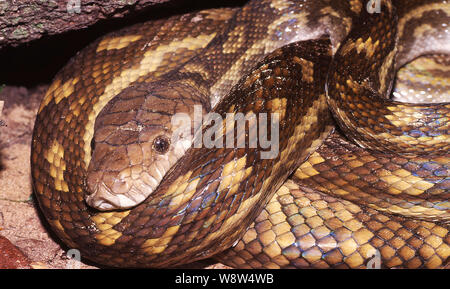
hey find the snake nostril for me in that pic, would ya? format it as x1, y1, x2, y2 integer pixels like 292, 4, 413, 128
152, 135, 171, 154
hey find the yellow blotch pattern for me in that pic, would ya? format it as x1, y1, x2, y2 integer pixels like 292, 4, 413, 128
44, 140, 69, 192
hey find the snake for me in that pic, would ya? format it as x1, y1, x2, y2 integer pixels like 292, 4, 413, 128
30, 0, 450, 268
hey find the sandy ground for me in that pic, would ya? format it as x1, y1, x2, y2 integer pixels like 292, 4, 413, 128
0, 85, 226, 269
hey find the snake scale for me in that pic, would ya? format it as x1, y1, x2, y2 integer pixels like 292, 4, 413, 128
31, 0, 449, 268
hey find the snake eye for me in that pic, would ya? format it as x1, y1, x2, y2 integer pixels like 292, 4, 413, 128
152, 135, 171, 154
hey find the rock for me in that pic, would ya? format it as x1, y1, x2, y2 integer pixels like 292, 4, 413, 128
0, 0, 174, 49
0, 235, 32, 269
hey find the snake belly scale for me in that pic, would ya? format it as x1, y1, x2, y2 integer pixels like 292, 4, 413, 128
31, 0, 449, 268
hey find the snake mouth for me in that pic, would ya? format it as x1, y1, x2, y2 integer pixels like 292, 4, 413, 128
85, 150, 173, 211
85, 169, 159, 211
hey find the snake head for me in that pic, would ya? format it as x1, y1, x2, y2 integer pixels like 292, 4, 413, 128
85, 83, 202, 211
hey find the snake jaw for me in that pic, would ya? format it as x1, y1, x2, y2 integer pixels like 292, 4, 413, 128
85, 181, 143, 211
85, 150, 167, 210
86, 163, 160, 210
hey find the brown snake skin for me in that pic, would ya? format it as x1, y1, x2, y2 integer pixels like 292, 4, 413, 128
31, 0, 449, 268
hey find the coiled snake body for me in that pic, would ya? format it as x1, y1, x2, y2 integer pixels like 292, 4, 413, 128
31, 0, 450, 268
